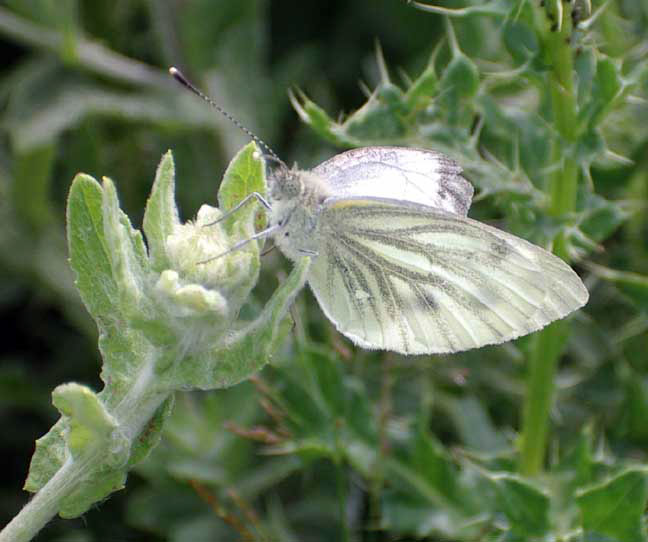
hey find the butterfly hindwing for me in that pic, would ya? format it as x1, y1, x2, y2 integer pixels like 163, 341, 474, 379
307, 198, 588, 354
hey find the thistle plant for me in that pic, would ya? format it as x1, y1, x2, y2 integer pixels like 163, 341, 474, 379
285, 1, 648, 540
0, 143, 311, 542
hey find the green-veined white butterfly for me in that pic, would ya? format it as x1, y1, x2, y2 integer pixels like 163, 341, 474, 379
170, 68, 588, 355
266, 146, 588, 354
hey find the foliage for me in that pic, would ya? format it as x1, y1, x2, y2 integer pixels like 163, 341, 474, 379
0, 1, 647, 541
1, 142, 310, 542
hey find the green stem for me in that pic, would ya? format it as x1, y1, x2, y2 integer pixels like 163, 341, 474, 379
550, 157, 578, 260
0, 7, 168, 89
519, 2, 579, 476
0, 456, 82, 542
0, 361, 170, 542
547, 3, 579, 262
519, 320, 569, 475
1, 256, 312, 541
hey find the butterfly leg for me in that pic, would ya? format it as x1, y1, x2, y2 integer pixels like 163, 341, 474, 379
205, 192, 271, 227
261, 244, 276, 257
198, 224, 281, 264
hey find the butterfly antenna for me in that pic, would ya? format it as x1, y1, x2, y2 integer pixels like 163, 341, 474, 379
169, 67, 286, 167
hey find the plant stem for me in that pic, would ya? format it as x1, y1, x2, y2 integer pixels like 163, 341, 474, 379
546, 3, 579, 261
0, 254, 311, 542
0, 456, 82, 542
0, 7, 168, 89
519, 3, 579, 476
0, 360, 170, 542
519, 320, 569, 476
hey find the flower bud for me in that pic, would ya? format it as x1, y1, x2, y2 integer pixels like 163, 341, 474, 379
165, 205, 255, 288
157, 205, 258, 320
155, 269, 228, 317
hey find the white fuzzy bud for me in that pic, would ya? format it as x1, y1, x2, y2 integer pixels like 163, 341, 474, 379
164, 205, 254, 288
155, 269, 228, 317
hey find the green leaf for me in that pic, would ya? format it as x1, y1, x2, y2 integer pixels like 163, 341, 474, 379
209, 141, 269, 313
441, 395, 509, 452
128, 395, 175, 467
576, 468, 648, 542
618, 368, 648, 442
378, 82, 409, 113
411, 431, 466, 506
49, 383, 133, 518
441, 54, 479, 99
575, 49, 597, 102
588, 264, 648, 313
381, 488, 477, 539
58, 469, 128, 519
290, 90, 358, 146
101, 177, 149, 316
502, 19, 538, 64
271, 346, 379, 473
143, 151, 180, 272
580, 57, 624, 129
556, 425, 596, 489
51, 383, 120, 460
217, 141, 267, 235
66, 173, 119, 327
24, 161, 182, 521
441, 18, 479, 105
24, 419, 67, 493
577, 193, 636, 245
386, 429, 469, 511
345, 92, 408, 141
485, 472, 550, 537
382, 448, 480, 538
170, 257, 311, 390
595, 57, 622, 106
32, 172, 159, 509
405, 61, 438, 109
297, 347, 347, 418
25, 384, 132, 518
213, 341, 379, 477
137, 387, 260, 485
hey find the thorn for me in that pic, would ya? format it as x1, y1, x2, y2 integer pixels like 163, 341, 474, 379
445, 16, 460, 57
287, 87, 309, 122
375, 39, 390, 83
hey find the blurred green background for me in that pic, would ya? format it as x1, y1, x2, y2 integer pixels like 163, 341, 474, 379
1, 1, 647, 541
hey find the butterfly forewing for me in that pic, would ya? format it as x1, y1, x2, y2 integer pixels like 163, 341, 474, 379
307, 198, 588, 354
311, 146, 474, 217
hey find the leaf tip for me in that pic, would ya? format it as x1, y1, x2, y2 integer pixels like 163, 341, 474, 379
71, 173, 101, 190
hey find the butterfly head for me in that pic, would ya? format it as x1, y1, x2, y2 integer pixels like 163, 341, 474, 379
269, 165, 304, 202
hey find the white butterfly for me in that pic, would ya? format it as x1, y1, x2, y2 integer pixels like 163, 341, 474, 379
167, 69, 588, 355
260, 146, 588, 355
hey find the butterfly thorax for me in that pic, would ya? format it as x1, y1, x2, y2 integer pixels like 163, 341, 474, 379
267, 167, 331, 261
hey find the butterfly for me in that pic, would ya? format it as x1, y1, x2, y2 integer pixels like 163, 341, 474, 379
168, 68, 588, 355
262, 146, 588, 355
